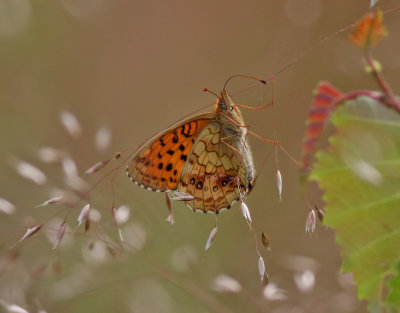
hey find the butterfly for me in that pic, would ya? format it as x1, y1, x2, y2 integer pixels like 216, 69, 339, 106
126, 82, 263, 214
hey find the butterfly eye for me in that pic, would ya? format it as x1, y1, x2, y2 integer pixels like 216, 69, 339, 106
218, 99, 227, 110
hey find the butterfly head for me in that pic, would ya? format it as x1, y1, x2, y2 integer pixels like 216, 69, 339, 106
215, 89, 244, 121
218, 89, 234, 111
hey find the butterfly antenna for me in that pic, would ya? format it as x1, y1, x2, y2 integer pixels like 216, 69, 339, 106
223, 75, 267, 91
202, 88, 222, 101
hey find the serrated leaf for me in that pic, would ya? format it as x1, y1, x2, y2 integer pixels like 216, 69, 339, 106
310, 95, 400, 310
301, 82, 343, 177
387, 262, 400, 307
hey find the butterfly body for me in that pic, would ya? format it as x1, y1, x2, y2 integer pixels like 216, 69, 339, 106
127, 90, 255, 214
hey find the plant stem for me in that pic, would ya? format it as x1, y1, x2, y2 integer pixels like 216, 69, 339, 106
365, 52, 400, 114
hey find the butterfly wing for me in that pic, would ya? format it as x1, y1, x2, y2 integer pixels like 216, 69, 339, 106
127, 114, 215, 192
177, 122, 248, 213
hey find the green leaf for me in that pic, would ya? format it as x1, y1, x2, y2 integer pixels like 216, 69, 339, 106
386, 261, 400, 310
310, 95, 400, 310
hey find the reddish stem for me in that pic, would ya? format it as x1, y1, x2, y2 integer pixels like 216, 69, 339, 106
364, 52, 400, 113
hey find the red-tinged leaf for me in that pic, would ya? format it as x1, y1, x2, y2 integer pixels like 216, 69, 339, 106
349, 9, 387, 49
301, 82, 343, 177
19, 224, 42, 243
310, 97, 400, 308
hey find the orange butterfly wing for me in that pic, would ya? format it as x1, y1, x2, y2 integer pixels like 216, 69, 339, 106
177, 123, 248, 213
126, 114, 215, 192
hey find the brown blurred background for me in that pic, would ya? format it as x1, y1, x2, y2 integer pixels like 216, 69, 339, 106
0, 0, 399, 312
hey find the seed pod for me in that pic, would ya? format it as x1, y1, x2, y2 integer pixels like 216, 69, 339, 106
261, 232, 271, 251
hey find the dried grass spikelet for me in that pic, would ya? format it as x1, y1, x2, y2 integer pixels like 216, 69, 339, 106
0, 301, 29, 313
15, 160, 47, 185
276, 169, 282, 200
53, 221, 66, 249
168, 191, 194, 201
212, 274, 242, 293
112, 205, 130, 241
165, 192, 175, 225
205, 225, 218, 251
60, 110, 82, 138
263, 282, 288, 301
0, 197, 16, 215
240, 201, 252, 223
37, 146, 66, 163
18, 224, 42, 243
36, 196, 64, 208
305, 209, 316, 233
95, 126, 112, 151
85, 159, 110, 174
258, 256, 266, 281
77, 204, 90, 234
294, 270, 315, 293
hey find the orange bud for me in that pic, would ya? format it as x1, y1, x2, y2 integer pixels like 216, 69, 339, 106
349, 9, 387, 49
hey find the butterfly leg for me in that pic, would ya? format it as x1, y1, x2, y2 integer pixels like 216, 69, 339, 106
220, 111, 250, 128
221, 135, 244, 157
220, 111, 280, 145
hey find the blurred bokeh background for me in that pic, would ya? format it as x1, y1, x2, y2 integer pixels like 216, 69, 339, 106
0, 0, 399, 312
